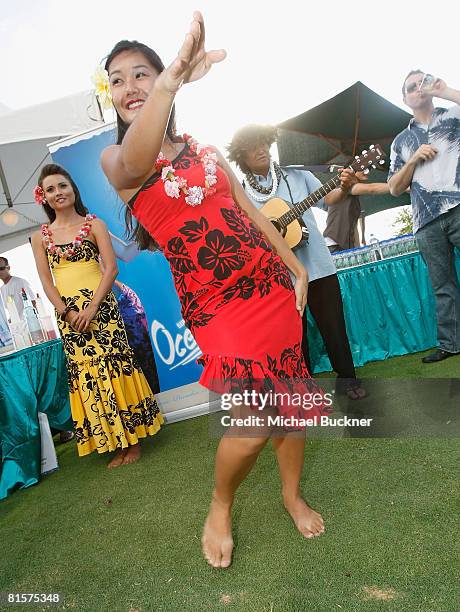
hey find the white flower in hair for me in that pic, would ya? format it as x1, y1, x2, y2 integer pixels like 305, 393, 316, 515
92, 66, 112, 110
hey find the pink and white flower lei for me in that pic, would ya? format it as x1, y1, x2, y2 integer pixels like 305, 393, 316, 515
156, 134, 218, 207
41, 214, 96, 259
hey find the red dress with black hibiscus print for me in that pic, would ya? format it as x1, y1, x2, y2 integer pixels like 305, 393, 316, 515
129, 139, 329, 421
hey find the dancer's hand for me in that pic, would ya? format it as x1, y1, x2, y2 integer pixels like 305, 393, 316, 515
294, 273, 308, 316
157, 11, 226, 95
70, 304, 98, 333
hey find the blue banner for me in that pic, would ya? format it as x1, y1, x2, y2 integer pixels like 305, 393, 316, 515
50, 126, 203, 392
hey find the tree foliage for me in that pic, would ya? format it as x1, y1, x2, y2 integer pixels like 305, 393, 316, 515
393, 206, 413, 236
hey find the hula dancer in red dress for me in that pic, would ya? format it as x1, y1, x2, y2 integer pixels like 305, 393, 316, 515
101, 12, 330, 568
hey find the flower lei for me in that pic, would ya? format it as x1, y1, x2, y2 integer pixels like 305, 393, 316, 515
41, 214, 96, 259
155, 134, 218, 207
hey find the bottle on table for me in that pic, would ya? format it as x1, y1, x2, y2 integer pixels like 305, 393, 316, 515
369, 234, 383, 261
405, 234, 418, 254
35, 293, 57, 340
0, 293, 13, 349
6, 295, 31, 350
334, 253, 344, 270
21, 288, 45, 345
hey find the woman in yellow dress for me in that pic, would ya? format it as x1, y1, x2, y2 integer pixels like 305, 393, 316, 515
31, 163, 163, 467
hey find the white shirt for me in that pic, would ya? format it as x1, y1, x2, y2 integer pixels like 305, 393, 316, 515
0, 276, 36, 318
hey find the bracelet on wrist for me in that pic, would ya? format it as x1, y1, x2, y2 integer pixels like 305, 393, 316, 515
60, 306, 72, 321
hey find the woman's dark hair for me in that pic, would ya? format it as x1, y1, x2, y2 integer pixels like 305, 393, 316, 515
105, 40, 178, 251
227, 124, 278, 174
105, 40, 177, 145
38, 164, 88, 223
105, 40, 177, 251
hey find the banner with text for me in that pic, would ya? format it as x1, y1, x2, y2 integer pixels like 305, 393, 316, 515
49, 124, 207, 416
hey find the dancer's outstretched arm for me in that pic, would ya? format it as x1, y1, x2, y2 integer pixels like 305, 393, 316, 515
101, 11, 226, 190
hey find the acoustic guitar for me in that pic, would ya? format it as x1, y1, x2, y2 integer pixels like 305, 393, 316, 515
259, 145, 386, 249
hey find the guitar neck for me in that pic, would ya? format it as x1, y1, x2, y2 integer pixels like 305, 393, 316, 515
278, 174, 342, 229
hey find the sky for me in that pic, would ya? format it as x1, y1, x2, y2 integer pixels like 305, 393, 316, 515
1, 0, 458, 312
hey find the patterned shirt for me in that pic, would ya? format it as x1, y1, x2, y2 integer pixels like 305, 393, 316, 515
244, 167, 336, 282
388, 106, 460, 232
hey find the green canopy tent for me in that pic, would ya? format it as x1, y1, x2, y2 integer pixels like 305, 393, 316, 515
277, 81, 412, 217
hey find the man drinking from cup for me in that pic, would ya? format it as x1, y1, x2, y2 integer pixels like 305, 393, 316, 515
388, 71, 460, 363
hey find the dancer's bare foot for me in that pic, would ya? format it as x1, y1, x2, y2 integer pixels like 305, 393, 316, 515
122, 444, 141, 465
202, 494, 234, 569
107, 449, 127, 468
284, 496, 325, 538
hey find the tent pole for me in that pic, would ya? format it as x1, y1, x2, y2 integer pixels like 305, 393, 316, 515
0, 159, 13, 208
359, 211, 366, 245
321, 135, 346, 158
352, 87, 360, 156
12, 151, 51, 204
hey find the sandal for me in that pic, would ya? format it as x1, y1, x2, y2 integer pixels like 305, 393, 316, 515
344, 385, 367, 400
59, 430, 75, 443
336, 379, 368, 401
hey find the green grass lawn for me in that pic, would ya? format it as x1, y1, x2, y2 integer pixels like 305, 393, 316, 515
1, 350, 459, 612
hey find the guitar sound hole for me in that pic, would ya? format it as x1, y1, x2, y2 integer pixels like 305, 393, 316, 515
270, 219, 285, 237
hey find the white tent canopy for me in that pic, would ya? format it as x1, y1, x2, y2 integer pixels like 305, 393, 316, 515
0, 91, 104, 252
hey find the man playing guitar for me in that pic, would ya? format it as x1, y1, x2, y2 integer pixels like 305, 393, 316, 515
227, 124, 367, 400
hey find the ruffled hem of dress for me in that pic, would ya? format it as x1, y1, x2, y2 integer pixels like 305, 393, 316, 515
74, 395, 164, 457
67, 349, 163, 456
197, 351, 332, 422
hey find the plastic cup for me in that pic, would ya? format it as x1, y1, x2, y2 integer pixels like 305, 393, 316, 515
419, 73, 436, 92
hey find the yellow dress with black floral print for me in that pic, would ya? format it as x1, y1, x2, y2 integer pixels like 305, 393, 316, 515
47, 237, 163, 456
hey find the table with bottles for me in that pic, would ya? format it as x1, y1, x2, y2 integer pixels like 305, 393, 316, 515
1, 289, 57, 354
307, 235, 460, 373
332, 234, 418, 270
